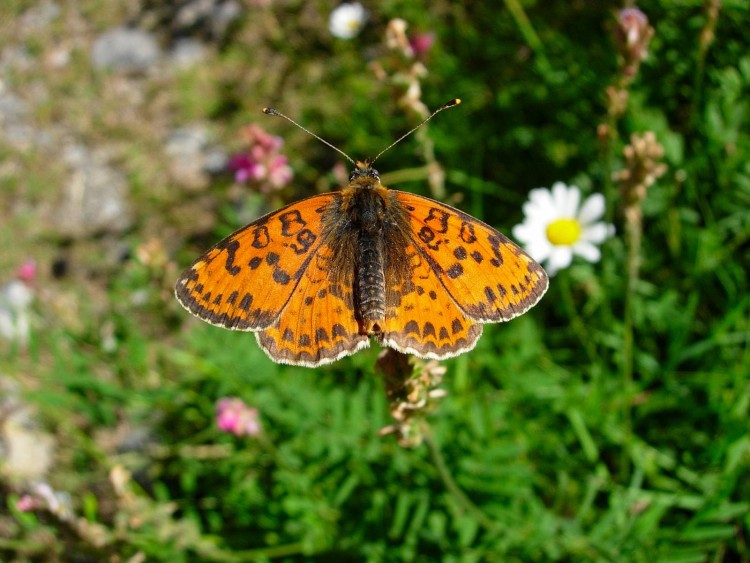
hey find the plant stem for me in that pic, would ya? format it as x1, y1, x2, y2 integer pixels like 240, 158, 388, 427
503, 0, 554, 78
424, 428, 500, 532
558, 274, 598, 365
691, 0, 721, 121
621, 210, 642, 479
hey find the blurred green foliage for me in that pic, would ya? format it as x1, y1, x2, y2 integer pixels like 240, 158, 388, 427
1, 0, 749, 561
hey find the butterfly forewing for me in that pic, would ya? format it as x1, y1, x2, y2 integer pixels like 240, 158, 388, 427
394, 191, 549, 322
175, 194, 335, 332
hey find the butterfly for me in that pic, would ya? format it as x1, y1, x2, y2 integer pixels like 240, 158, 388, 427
175, 100, 548, 367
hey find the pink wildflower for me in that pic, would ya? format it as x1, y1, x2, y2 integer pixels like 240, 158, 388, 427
409, 32, 435, 60
228, 124, 293, 193
17, 495, 39, 512
216, 397, 262, 437
613, 7, 654, 78
17, 260, 37, 283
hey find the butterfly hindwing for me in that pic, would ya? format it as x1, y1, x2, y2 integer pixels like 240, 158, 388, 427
256, 242, 369, 366
381, 241, 483, 359
394, 191, 549, 322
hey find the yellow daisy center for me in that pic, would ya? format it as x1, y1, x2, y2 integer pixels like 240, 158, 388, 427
546, 218, 581, 246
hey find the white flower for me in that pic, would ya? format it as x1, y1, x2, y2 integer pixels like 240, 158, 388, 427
512, 182, 614, 276
329, 2, 367, 39
0, 267, 35, 348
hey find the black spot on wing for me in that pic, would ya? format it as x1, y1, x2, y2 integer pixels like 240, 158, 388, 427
446, 263, 464, 279
239, 293, 253, 312
404, 320, 420, 335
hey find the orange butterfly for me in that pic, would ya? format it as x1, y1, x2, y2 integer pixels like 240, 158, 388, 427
175, 100, 548, 367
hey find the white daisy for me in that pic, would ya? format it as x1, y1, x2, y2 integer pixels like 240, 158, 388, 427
512, 182, 614, 276
329, 2, 367, 39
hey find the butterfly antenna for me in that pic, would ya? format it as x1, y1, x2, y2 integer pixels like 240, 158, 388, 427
371, 98, 461, 165
262, 107, 356, 166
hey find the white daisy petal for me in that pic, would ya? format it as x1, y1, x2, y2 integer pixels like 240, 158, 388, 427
582, 222, 611, 244
563, 185, 581, 217
512, 223, 532, 243
529, 187, 555, 209
524, 191, 555, 219
522, 200, 542, 217
547, 246, 573, 274
578, 193, 606, 224
573, 240, 601, 262
523, 205, 557, 225
526, 240, 553, 263
551, 182, 571, 213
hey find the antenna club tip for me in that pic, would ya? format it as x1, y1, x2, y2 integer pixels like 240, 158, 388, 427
262, 107, 277, 115
443, 98, 461, 108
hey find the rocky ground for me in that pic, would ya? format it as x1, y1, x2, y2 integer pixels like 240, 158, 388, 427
0, 0, 246, 484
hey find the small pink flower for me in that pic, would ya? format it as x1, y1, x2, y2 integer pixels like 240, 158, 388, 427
16, 483, 74, 520
228, 153, 255, 183
229, 124, 293, 193
409, 32, 435, 60
216, 397, 262, 437
618, 8, 649, 48
268, 155, 293, 189
241, 124, 283, 153
17, 495, 39, 512
613, 7, 654, 78
17, 260, 37, 283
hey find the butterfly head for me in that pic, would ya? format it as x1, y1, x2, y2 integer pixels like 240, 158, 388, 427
350, 159, 380, 183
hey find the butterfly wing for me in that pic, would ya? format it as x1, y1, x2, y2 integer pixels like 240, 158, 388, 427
256, 241, 369, 367
175, 194, 332, 330
175, 192, 368, 366
393, 191, 548, 323
381, 240, 483, 359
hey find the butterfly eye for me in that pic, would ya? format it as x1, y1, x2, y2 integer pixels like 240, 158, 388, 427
369, 168, 380, 180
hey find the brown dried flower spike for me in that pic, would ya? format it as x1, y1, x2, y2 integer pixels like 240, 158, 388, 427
614, 131, 668, 208
376, 349, 447, 448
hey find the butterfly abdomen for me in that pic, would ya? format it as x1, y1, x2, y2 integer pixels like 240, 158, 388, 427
355, 230, 386, 333
343, 183, 388, 334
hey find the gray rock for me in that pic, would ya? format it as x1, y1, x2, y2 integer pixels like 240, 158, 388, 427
0, 88, 39, 150
56, 144, 133, 237
0, 376, 55, 482
20, 1, 61, 31
0, 45, 35, 72
165, 124, 212, 157
172, 0, 242, 38
168, 38, 207, 68
165, 124, 227, 189
204, 147, 229, 174
91, 27, 161, 72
